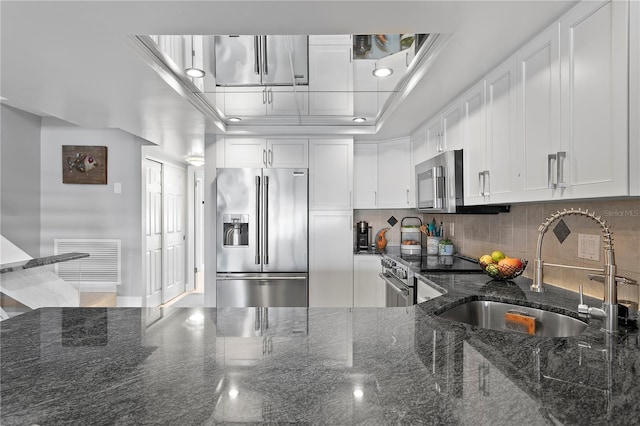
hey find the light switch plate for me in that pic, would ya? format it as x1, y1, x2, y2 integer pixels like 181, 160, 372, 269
578, 233, 599, 261
114, 182, 122, 194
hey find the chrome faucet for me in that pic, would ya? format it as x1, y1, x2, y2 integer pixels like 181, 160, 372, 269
530, 208, 635, 333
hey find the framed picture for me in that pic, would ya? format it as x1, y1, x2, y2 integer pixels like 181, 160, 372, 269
62, 145, 108, 184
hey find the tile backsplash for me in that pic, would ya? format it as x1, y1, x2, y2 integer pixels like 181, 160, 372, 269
355, 198, 640, 305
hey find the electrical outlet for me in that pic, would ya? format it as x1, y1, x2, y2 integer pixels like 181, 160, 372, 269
449, 223, 455, 237
578, 234, 599, 261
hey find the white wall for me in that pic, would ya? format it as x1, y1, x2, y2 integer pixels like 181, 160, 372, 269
40, 118, 148, 299
1, 105, 42, 257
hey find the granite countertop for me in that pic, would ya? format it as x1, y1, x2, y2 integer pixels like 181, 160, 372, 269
0, 252, 90, 274
2, 275, 639, 424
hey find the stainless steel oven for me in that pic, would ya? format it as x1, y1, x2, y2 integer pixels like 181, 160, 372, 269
380, 255, 415, 308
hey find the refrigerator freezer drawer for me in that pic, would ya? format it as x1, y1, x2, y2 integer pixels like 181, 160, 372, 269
216, 273, 308, 307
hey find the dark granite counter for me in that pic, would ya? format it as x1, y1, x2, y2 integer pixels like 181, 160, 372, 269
2, 274, 639, 424
0, 252, 89, 274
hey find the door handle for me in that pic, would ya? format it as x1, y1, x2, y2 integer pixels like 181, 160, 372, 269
547, 153, 557, 189
255, 176, 261, 264
262, 36, 268, 75
254, 36, 260, 75
556, 151, 567, 189
263, 175, 269, 265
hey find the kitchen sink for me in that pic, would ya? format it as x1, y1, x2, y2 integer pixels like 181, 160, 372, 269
437, 300, 588, 337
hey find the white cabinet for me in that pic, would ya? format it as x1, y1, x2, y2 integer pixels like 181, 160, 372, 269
309, 35, 352, 45
377, 137, 414, 208
558, 0, 629, 199
309, 45, 354, 115
309, 139, 353, 210
223, 138, 308, 168
353, 138, 414, 209
223, 87, 309, 117
353, 59, 378, 119
424, 99, 464, 159
483, 57, 517, 204
353, 255, 385, 307
424, 114, 442, 160
309, 211, 354, 308
462, 81, 488, 206
353, 143, 378, 208
376, 49, 410, 108
514, 23, 561, 202
411, 122, 428, 166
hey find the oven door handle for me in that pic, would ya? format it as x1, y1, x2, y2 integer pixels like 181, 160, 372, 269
379, 273, 409, 297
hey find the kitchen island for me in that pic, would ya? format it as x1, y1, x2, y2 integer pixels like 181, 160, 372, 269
2, 275, 639, 425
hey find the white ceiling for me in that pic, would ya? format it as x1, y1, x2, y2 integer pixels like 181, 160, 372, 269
1, 1, 577, 160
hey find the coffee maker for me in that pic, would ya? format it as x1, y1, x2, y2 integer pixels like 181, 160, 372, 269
356, 221, 372, 251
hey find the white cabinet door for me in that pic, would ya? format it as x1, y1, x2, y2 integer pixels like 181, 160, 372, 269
224, 88, 267, 116
309, 211, 354, 308
411, 123, 428, 166
559, 0, 629, 199
224, 138, 268, 168
309, 139, 353, 210
267, 87, 309, 116
484, 57, 517, 203
462, 81, 488, 206
353, 59, 378, 120
308, 35, 352, 45
377, 137, 414, 208
353, 255, 384, 307
377, 49, 410, 109
353, 143, 378, 209
266, 139, 308, 168
515, 23, 561, 202
441, 98, 464, 151
309, 45, 354, 115
425, 114, 442, 160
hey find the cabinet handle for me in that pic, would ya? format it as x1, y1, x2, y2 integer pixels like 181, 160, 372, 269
374, 190, 377, 205
263, 149, 267, 167
267, 88, 272, 105
478, 172, 485, 196
262, 88, 267, 104
406, 52, 409, 67
556, 151, 567, 189
547, 153, 557, 189
268, 149, 272, 166
483, 170, 490, 197
406, 189, 410, 204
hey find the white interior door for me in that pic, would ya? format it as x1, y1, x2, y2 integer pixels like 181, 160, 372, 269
145, 159, 163, 307
163, 164, 187, 303
194, 171, 205, 291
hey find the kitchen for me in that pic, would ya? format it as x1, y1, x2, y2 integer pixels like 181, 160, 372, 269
1, 0, 640, 424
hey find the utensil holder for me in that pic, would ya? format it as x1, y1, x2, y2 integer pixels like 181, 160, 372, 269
426, 237, 442, 255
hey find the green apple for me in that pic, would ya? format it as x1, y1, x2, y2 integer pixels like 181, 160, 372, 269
491, 250, 506, 263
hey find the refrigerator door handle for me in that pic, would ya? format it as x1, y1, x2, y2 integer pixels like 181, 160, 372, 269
263, 175, 269, 264
255, 175, 261, 264
262, 36, 268, 75
254, 36, 260, 75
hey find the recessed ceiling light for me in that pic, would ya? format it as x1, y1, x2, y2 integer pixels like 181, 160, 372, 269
353, 117, 366, 123
185, 156, 205, 167
372, 67, 393, 77
228, 117, 242, 122
184, 67, 206, 78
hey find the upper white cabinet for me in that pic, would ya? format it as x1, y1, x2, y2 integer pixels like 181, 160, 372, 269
514, 23, 561, 202
411, 122, 428, 166
222, 138, 308, 168
424, 114, 442, 160
424, 99, 464, 160
558, 0, 629, 199
462, 81, 488, 206
353, 143, 378, 208
377, 137, 414, 208
353, 138, 414, 209
309, 138, 353, 210
309, 45, 354, 115
484, 57, 517, 204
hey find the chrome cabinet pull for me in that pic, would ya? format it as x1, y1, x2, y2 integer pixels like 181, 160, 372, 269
483, 170, 490, 197
547, 153, 557, 189
478, 171, 485, 196
263, 149, 267, 166
374, 190, 377, 205
406, 189, 410, 204
267, 88, 272, 104
262, 88, 267, 104
557, 151, 567, 188
268, 149, 272, 166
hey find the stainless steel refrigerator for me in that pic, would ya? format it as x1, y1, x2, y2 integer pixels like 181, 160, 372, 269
216, 168, 308, 307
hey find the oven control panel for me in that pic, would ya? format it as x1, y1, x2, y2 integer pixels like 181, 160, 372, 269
381, 256, 412, 284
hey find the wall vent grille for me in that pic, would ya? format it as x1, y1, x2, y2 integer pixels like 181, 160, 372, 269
54, 239, 121, 285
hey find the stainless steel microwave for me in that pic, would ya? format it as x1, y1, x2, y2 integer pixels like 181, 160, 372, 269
415, 150, 509, 214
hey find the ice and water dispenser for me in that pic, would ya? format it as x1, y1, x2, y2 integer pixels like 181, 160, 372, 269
223, 214, 249, 247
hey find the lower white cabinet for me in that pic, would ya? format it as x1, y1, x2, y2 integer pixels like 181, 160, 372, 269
309, 211, 354, 307
353, 254, 385, 307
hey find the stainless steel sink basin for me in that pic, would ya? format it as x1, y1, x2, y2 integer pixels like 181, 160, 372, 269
437, 300, 588, 337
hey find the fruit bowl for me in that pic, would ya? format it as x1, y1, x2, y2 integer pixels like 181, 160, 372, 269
479, 258, 528, 280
